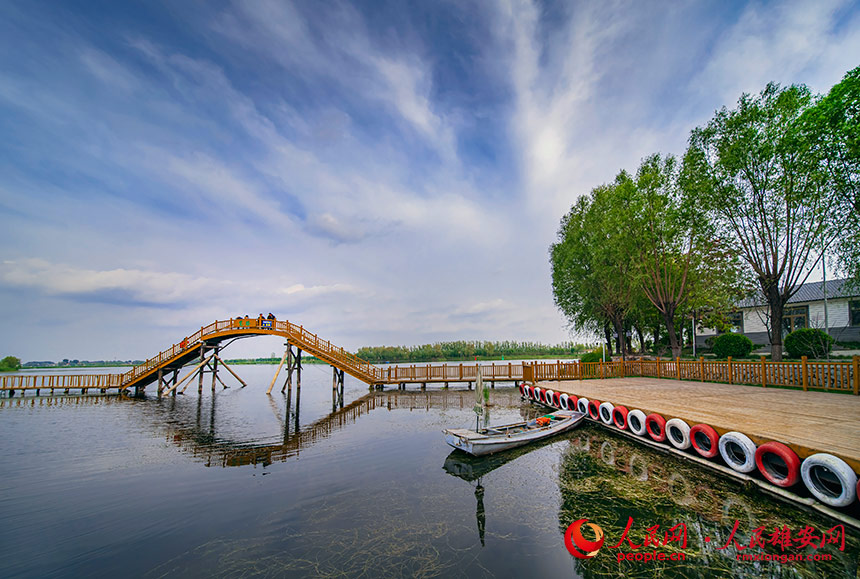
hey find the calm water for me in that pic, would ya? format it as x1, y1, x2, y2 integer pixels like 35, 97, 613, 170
1, 365, 858, 578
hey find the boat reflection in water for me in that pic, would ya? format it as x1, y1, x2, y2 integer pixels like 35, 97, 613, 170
443, 432, 573, 547
559, 424, 860, 578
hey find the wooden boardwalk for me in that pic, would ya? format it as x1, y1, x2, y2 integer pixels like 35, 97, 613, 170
547, 377, 860, 472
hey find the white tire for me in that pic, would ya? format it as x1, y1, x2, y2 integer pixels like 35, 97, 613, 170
627, 409, 647, 436
577, 397, 590, 415
665, 418, 692, 450
598, 402, 614, 425
800, 453, 858, 508
544, 389, 555, 408
719, 432, 757, 473
559, 393, 569, 411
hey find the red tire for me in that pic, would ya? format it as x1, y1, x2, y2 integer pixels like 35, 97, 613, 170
690, 424, 719, 458
518, 383, 526, 397
566, 395, 578, 411
755, 441, 801, 488
612, 406, 629, 429
645, 414, 667, 442
553, 392, 562, 407
588, 400, 601, 420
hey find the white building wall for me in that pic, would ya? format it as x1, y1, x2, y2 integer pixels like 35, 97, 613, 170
743, 308, 768, 333
806, 299, 850, 329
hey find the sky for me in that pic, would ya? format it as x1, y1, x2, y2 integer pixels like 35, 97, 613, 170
1, 0, 859, 362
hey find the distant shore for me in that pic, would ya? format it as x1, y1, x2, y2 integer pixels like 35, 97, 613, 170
19, 353, 585, 370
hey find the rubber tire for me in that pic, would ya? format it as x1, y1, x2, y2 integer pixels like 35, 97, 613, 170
645, 413, 667, 442
577, 397, 590, 415
690, 424, 720, 458
665, 418, 692, 450
544, 389, 555, 407
598, 402, 614, 425
559, 393, 569, 411
566, 395, 578, 411
553, 391, 562, 408
755, 441, 800, 488
800, 453, 858, 508
533, 387, 543, 403
587, 400, 601, 421
627, 409, 647, 436
719, 431, 757, 473
612, 406, 629, 429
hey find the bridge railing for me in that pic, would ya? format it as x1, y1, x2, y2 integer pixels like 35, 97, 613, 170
118, 319, 386, 388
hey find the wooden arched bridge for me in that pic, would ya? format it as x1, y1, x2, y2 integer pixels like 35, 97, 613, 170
0, 319, 525, 400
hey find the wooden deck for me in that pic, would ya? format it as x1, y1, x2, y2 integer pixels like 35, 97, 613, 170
545, 377, 860, 473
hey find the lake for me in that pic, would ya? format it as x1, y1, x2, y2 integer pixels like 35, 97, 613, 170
1, 364, 857, 577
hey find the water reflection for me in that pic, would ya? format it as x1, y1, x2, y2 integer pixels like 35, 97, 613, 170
159, 389, 527, 468
559, 425, 860, 578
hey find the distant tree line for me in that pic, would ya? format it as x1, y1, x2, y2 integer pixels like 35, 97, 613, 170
551, 67, 859, 362
356, 341, 585, 363
0, 356, 21, 371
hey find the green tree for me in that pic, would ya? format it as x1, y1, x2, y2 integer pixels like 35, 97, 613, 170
551, 176, 641, 359
684, 83, 841, 361
796, 66, 860, 286
625, 154, 742, 358
0, 356, 21, 371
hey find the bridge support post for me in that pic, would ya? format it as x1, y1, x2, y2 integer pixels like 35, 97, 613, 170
198, 343, 206, 394
157, 368, 164, 398
296, 349, 302, 393
332, 367, 344, 412
283, 346, 294, 392
211, 346, 220, 393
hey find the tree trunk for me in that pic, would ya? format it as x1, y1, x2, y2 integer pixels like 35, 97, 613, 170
763, 280, 787, 362
663, 312, 682, 359
604, 324, 613, 356
612, 317, 627, 360
635, 326, 645, 354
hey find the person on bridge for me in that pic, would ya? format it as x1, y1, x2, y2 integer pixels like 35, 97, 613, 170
267, 313, 275, 320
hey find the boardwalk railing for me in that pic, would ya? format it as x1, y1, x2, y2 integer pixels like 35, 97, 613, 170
0, 373, 124, 393
521, 356, 860, 395
2, 317, 857, 396
386, 362, 524, 382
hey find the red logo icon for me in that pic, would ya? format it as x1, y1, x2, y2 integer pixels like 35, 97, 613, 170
565, 518, 605, 559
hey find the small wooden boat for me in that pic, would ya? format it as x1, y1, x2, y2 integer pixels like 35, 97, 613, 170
443, 410, 585, 456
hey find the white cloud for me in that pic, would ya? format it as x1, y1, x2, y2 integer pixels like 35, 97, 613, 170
694, 0, 858, 101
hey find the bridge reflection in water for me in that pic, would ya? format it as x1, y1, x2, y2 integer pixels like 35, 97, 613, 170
163, 389, 527, 468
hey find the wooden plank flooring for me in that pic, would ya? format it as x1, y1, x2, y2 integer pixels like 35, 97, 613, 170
546, 377, 860, 473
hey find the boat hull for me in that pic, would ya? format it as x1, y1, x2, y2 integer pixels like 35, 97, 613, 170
443, 411, 585, 456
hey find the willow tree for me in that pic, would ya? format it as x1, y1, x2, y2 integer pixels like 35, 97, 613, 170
796, 66, 860, 286
684, 83, 842, 361
625, 154, 742, 359
551, 175, 640, 359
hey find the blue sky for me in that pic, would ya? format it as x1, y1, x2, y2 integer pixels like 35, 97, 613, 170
1, 0, 858, 361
